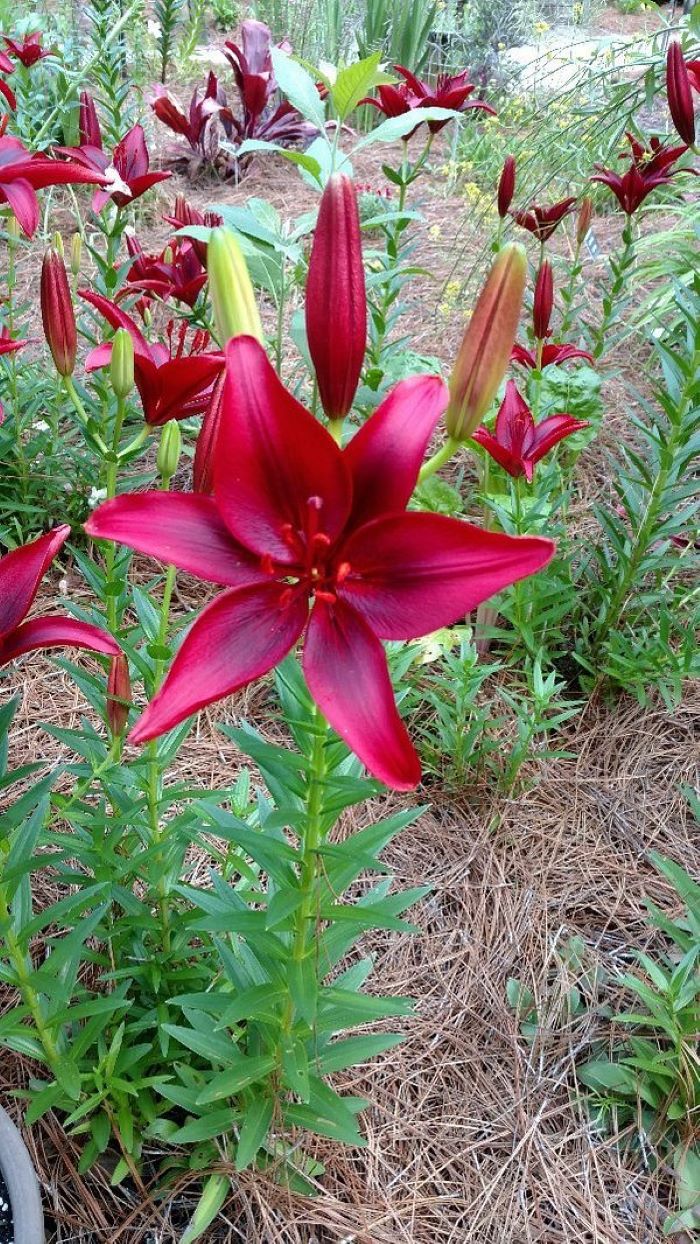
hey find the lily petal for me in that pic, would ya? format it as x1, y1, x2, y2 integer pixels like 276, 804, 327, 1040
129, 582, 307, 744
344, 374, 448, 526
339, 513, 555, 638
0, 526, 70, 639
85, 493, 266, 588
0, 177, 38, 236
214, 337, 352, 561
531, 413, 588, 461
0, 615, 120, 665
303, 597, 420, 790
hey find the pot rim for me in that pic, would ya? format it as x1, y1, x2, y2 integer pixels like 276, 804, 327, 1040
0, 1104, 44, 1244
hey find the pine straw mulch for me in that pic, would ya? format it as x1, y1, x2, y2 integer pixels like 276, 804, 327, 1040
1, 651, 697, 1242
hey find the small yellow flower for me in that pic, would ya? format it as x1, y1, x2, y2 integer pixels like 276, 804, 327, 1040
429, 224, 442, 239
534, 20, 550, 34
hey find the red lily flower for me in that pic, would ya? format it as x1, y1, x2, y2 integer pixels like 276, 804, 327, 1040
2, 32, 51, 68
124, 233, 207, 308
163, 195, 223, 266
0, 134, 108, 237
472, 380, 588, 482
222, 20, 312, 148
80, 291, 224, 426
305, 174, 366, 422
150, 74, 229, 154
0, 325, 27, 354
56, 122, 171, 212
666, 41, 696, 147
393, 65, 496, 132
0, 52, 15, 111
512, 196, 577, 242
360, 82, 421, 136
511, 342, 594, 370
85, 338, 554, 789
497, 155, 516, 218
0, 526, 119, 667
591, 134, 689, 215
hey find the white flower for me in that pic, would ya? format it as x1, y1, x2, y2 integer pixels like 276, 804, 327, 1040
34, 419, 50, 432
88, 487, 108, 509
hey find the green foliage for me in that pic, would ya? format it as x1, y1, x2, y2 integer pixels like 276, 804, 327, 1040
154, 0, 185, 83
209, 0, 238, 31
357, 0, 438, 73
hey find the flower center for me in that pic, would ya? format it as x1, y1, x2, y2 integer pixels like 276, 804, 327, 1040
265, 496, 351, 604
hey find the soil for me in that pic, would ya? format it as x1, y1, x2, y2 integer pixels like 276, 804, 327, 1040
0, 1170, 12, 1244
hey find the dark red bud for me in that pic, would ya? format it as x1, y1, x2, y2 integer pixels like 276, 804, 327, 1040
79, 90, 102, 149
666, 41, 696, 147
40, 247, 77, 377
193, 372, 225, 494
497, 155, 516, 219
576, 196, 593, 245
305, 174, 367, 423
106, 653, 131, 736
533, 260, 554, 340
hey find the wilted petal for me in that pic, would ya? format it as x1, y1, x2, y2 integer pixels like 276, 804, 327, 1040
129, 582, 307, 744
303, 598, 421, 790
214, 337, 352, 561
85, 492, 266, 588
339, 513, 555, 638
0, 526, 70, 638
344, 374, 448, 527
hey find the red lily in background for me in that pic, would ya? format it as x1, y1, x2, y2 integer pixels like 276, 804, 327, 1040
666, 41, 696, 147
163, 195, 223, 265
56, 119, 171, 212
532, 259, 553, 340
512, 196, 577, 242
150, 74, 229, 154
392, 65, 495, 131
0, 325, 27, 354
591, 133, 690, 215
305, 174, 366, 423
361, 81, 420, 128
2, 32, 51, 68
511, 342, 594, 370
124, 234, 207, 308
472, 380, 588, 482
86, 337, 554, 789
80, 291, 223, 425
0, 134, 108, 236
0, 50, 15, 111
0, 526, 119, 667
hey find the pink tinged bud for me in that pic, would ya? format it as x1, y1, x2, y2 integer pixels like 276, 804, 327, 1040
533, 259, 554, 340
576, 196, 593, 246
666, 41, 696, 147
445, 243, 527, 442
497, 155, 516, 218
106, 653, 131, 736
305, 173, 367, 422
40, 247, 77, 377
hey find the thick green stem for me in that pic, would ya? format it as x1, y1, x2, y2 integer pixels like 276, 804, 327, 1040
104, 395, 128, 633
0, 887, 61, 1068
418, 436, 460, 484
145, 555, 177, 956
592, 216, 635, 360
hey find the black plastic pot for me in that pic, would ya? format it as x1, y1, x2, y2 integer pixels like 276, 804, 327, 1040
0, 1106, 44, 1244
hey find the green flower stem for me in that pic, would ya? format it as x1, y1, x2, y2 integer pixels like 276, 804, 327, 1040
5, 232, 27, 495
418, 436, 460, 484
592, 356, 697, 656
280, 708, 328, 1047
104, 395, 128, 634
326, 417, 343, 445
0, 884, 61, 1068
592, 215, 636, 360
63, 375, 110, 455
560, 238, 583, 338
274, 265, 286, 376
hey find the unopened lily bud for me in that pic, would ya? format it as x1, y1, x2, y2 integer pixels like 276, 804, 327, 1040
6, 215, 20, 243
106, 653, 131, 736
157, 418, 182, 484
666, 41, 695, 148
70, 232, 82, 277
445, 243, 527, 441
193, 373, 225, 494
533, 259, 553, 340
52, 231, 65, 258
41, 247, 77, 377
207, 226, 263, 345
162, 244, 174, 265
111, 327, 134, 399
497, 155, 516, 219
306, 173, 366, 422
576, 196, 593, 246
